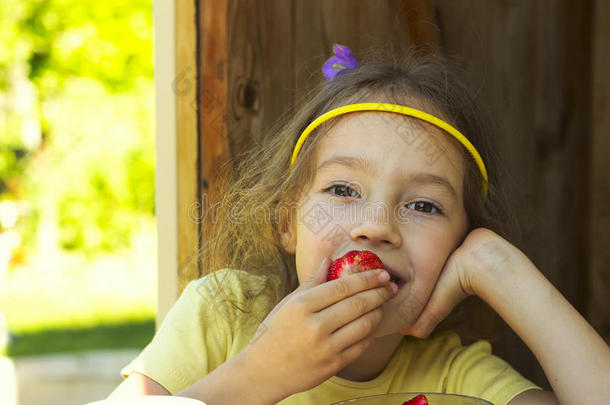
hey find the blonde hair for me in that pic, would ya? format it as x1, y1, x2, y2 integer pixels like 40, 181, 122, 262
191, 48, 518, 334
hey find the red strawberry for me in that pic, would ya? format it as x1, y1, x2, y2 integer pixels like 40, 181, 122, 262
401, 394, 428, 405
326, 250, 384, 281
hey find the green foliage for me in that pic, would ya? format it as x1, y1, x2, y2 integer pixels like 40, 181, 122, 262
0, 147, 31, 196
4, 0, 153, 96
0, 0, 154, 257
125, 147, 156, 214
25, 77, 157, 255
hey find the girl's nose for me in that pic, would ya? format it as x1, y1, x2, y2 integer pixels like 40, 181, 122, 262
349, 206, 402, 248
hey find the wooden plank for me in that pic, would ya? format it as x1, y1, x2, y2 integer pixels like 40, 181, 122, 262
532, 0, 591, 313
195, 0, 232, 286
226, 0, 294, 159
590, 0, 610, 344
293, 0, 410, 104
401, 0, 439, 52
176, 0, 201, 295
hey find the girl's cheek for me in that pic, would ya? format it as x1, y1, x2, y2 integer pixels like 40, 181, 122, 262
385, 286, 428, 329
404, 269, 439, 311
417, 252, 447, 286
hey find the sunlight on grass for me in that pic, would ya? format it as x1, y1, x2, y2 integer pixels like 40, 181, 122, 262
0, 218, 156, 335
6, 319, 155, 357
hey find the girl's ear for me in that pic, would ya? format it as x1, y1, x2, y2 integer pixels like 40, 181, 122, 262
279, 211, 297, 254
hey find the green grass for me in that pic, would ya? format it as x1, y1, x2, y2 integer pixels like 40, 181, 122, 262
5, 317, 155, 358
0, 222, 158, 357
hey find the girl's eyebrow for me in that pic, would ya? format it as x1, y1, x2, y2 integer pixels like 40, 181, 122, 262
317, 155, 373, 173
317, 155, 458, 201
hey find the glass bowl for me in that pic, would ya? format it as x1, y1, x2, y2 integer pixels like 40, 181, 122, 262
329, 392, 493, 405
86, 396, 204, 405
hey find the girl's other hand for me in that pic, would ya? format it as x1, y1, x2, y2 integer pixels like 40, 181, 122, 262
399, 227, 525, 338
241, 257, 397, 402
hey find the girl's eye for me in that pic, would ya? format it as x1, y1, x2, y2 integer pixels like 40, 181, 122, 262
406, 201, 443, 215
324, 183, 360, 198
324, 184, 443, 215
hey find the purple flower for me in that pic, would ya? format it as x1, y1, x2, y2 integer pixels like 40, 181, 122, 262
322, 44, 358, 81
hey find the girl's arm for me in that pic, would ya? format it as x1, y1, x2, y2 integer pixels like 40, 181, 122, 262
401, 228, 610, 405
108, 372, 171, 397
472, 236, 610, 404
176, 350, 282, 405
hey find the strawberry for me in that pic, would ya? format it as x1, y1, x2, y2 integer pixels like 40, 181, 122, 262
401, 394, 428, 405
326, 250, 384, 281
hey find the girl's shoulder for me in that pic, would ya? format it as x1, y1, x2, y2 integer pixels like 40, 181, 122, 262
188, 267, 280, 296
182, 268, 282, 315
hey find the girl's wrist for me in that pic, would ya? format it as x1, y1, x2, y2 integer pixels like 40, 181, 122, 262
177, 350, 284, 405
237, 347, 292, 405
466, 236, 532, 301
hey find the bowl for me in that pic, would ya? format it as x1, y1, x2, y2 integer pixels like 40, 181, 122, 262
85, 396, 205, 405
329, 392, 493, 405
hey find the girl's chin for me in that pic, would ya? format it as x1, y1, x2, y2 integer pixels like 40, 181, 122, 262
371, 315, 417, 339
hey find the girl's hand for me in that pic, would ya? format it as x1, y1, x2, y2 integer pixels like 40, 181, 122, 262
399, 227, 525, 338
241, 257, 397, 402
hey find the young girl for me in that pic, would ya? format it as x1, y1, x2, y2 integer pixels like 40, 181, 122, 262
109, 45, 610, 404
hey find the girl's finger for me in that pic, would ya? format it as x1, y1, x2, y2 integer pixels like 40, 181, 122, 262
265, 257, 333, 320
329, 306, 384, 352
317, 283, 395, 334
301, 269, 391, 313
297, 257, 332, 290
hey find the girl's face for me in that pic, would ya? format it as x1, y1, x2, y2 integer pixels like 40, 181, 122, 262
281, 111, 469, 337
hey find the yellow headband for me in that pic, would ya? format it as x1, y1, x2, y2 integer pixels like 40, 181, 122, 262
289, 102, 489, 199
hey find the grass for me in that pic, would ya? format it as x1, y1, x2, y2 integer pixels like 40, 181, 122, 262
5, 317, 155, 358
0, 221, 158, 358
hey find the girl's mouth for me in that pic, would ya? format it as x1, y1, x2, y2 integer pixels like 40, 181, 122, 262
391, 276, 407, 291
384, 265, 407, 291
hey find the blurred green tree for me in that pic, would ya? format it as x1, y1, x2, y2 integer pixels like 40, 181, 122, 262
0, 0, 154, 261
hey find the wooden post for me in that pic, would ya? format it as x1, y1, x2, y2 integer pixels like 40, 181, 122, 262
175, 0, 201, 295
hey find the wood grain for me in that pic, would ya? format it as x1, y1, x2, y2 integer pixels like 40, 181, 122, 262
176, 0, 201, 295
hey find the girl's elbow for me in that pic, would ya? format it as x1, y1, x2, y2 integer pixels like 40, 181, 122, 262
507, 389, 559, 405
107, 371, 171, 398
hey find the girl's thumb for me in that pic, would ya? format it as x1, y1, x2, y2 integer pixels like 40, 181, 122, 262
300, 257, 331, 289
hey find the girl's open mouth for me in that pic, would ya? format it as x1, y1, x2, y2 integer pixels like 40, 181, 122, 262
391, 276, 407, 291
384, 265, 407, 291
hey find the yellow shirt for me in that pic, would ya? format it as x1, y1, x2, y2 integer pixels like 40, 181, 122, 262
121, 269, 542, 405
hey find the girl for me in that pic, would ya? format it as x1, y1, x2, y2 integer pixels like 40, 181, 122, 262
109, 45, 610, 404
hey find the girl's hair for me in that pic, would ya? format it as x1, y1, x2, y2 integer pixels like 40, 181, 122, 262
193, 47, 518, 334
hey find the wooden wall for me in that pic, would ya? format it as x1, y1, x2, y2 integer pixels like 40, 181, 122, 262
173, 0, 609, 390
